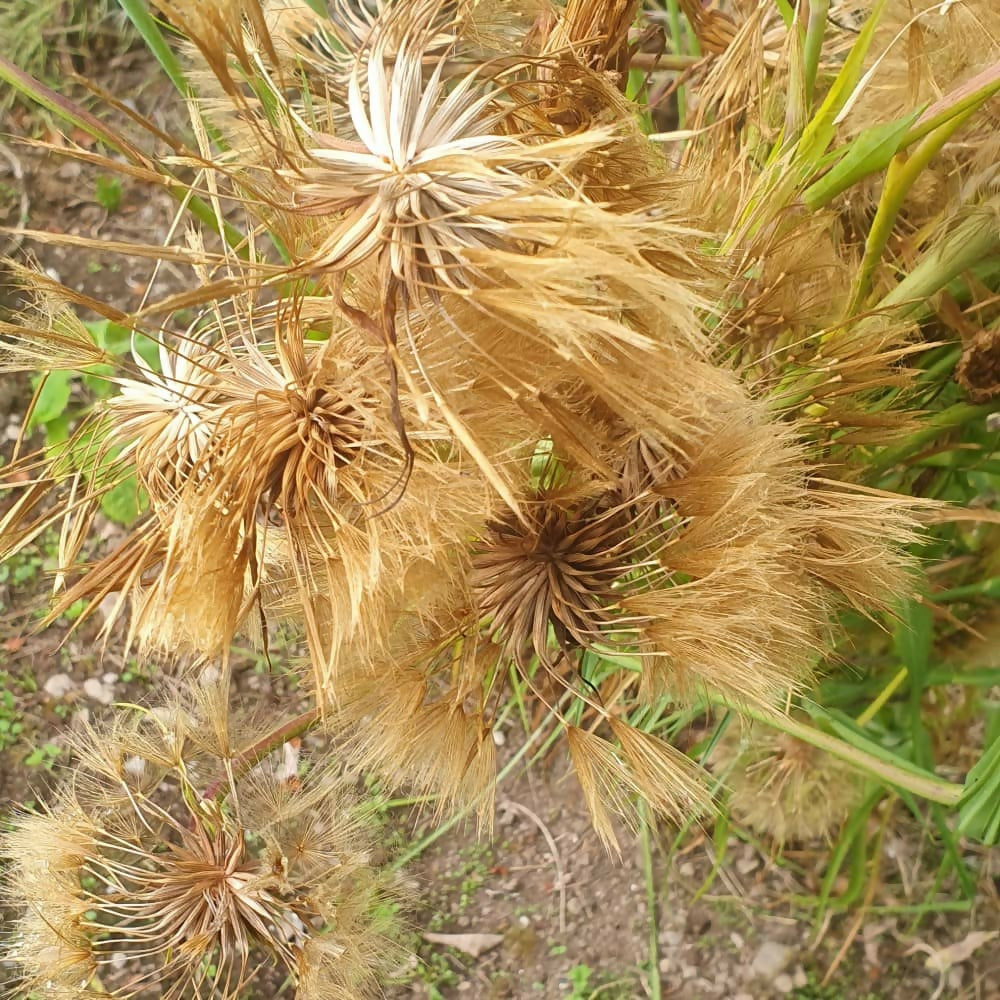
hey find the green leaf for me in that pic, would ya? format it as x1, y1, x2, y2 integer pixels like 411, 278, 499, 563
796, 0, 888, 163
100, 476, 144, 526
85, 318, 161, 370
42, 413, 72, 448
95, 175, 122, 214
28, 371, 72, 428
957, 729, 1000, 845
893, 596, 932, 681
804, 109, 922, 210
116, 0, 191, 97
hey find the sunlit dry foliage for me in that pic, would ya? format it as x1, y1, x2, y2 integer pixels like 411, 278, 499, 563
0, 0, 944, 873
1, 694, 398, 998
0, 280, 499, 692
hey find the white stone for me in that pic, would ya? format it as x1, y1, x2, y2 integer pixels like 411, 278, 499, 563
774, 973, 794, 994
43, 673, 75, 699
751, 941, 793, 979
83, 677, 114, 705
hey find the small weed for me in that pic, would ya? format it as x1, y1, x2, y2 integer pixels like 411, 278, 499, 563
565, 964, 593, 997
23, 742, 62, 770
95, 174, 122, 213
0, 685, 25, 752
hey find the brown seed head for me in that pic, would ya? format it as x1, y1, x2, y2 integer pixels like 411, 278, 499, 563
2, 703, 399, 999
472, 489, 656, 669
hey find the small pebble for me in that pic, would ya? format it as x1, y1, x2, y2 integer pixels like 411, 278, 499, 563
730, 932, 745, 950
83, 677, 114, 705
659, 929, 684, 948
681, 964, 698, 980
678, 861, 696, 877
43, 673, 76, 699
517, 914, 531, 928
752, 941, 793, 979
774, 973, 794, 994
793, 966, 808, 988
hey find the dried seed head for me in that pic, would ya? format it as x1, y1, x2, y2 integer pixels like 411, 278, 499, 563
712, 723, 865, 844
472, 488, 661, 670
107, 334, 224, 499
2, 704, 399, 999
295, 33, 536, 297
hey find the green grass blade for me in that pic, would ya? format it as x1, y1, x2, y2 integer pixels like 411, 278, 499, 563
957, 730, 1000, 845
804, 109, 921, 210
116, 0, 190, 97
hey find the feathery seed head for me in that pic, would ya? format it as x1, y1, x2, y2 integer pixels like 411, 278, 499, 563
472, 486, 661, 670
2, 702, 398, 999
712, 722, 866, 845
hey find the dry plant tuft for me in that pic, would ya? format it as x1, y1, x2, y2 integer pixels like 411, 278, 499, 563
711, 721, 867, 845
0, 0, 951, 881
2, 695, 398, 999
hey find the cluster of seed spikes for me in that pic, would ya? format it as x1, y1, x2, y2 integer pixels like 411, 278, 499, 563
0, 0, 969, 995
3, 690, 398, 998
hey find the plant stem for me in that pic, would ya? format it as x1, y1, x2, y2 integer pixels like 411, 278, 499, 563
204, 708, 321, 802
716, 698, 963, 806
664, 0, 689, 128
869, 401, 1000, 475
638, 800, 663, 1000
850, 102, 993, 309
803, 0, 830, 110
856, 667, 908, 726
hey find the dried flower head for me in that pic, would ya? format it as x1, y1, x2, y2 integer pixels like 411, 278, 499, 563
0, 282, 495, 688
472, 486, 665, 671
711, 721, 866, 844
2, 699, 398, 999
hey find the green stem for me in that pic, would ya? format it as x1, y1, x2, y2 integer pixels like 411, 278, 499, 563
664, 0, 688, 128
877, 211, 1000, 318
856, 667, 908, 726
869, 401, 1000, 475
204, 708, 321, 803
638, 801, 662, 1000
850, 104, 990, 310
716, 698, 963, 806
803, 0, 830, 110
